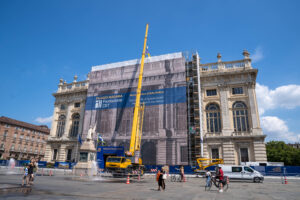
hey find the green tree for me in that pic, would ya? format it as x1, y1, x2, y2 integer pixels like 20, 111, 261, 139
266, 141, 300, 166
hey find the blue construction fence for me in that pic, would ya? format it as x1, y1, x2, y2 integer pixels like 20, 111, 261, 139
144, 165, 300, 176
1, 160, 300, 176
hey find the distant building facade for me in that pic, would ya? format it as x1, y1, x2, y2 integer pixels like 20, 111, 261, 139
44, 76, 88, 162
0, 116, 49, 160
46, 51, 267, 165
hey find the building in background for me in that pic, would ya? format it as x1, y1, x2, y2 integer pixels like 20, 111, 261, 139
0, 116, 49, 160
45, 50, 267, 166
44, 76, 88, 162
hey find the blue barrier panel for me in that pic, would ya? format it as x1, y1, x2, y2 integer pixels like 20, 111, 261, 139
54, 162, 69, 169
18, 160, 30, 166
38, 161, 47, 168
0, 160, 7, 166
251, 166, 266, 175
69, 162, 77, 169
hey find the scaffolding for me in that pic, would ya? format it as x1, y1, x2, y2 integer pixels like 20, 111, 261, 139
186, 53, 203, 166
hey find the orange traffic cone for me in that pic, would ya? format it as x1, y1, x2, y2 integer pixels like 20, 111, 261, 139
183, 175, 186, 182
284, 176, 288, 184
49, 170, 52, 176
126, 175, 130, 184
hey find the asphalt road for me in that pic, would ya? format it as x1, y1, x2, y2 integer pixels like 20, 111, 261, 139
0, 174, 299, 200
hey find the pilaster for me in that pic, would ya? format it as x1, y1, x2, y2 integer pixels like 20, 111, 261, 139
157, 139, 166, 165
253, 140, 267, 162
222, 140, 235, 164
247, 83, 260, 129
219, 86, 233, 136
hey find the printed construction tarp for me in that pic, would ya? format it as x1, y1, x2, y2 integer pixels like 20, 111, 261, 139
83, 52, 188, 165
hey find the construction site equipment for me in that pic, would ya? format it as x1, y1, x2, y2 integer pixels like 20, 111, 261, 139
105, 24, 149, 177
194, 158, 224, 173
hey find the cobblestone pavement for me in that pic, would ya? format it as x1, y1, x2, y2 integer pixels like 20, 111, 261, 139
1, 174, 300, 200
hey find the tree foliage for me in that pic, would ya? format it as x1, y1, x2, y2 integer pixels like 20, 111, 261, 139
266, 141, 300, 166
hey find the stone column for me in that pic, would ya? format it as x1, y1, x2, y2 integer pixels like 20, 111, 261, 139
64, 103, 72, 138
44, 144, 52, 162
253, 139, 267, 162
58, 144, 67, 162
219, 86, 233, 136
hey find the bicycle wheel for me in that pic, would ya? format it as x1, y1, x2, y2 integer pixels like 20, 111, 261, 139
223, 182, 229, 191
171, 175, 175, 182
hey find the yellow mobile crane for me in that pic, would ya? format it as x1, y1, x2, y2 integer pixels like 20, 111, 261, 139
105, 24, 149, 176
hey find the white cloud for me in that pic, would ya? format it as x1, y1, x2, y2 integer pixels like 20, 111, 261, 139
256, 83, 300, 114
261, 116, 300, 142
251, 46, 263, 63
35, 116, 52, 124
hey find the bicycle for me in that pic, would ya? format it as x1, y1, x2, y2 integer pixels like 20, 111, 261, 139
205, 176, 229, 191
170, 174, 181, 182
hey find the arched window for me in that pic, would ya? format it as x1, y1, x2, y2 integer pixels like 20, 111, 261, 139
56, 115, 66, 137
232, 101, 249, 132
206, 103, 221, 133
69, 113, 80, 137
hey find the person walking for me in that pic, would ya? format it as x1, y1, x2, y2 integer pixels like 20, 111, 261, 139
161, 170, 166, 190
205, 169, 211, 188
28, 159, 35, 185
156, 170, 163, 191
21, 164, 29, 186
180, 166, 185, 182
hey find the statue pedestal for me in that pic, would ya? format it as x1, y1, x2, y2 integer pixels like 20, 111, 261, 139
73, 139, 97, 176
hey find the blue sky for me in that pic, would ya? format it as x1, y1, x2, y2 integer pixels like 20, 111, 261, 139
1, 0, 299, 142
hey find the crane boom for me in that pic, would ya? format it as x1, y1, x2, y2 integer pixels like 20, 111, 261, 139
128, 24, 149, 156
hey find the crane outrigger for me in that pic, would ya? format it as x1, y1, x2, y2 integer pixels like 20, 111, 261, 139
105, 24, 149, 177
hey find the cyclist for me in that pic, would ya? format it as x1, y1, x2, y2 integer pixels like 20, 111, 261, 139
216, 166, 224, 192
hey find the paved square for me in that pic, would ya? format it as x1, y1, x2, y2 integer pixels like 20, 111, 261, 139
1, 174, 300, 200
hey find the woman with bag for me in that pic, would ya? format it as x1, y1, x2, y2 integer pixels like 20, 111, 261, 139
162, 170, 166, 190
156, 170, 162, 191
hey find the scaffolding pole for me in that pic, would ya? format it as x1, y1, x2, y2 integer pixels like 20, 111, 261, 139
195, 52, 203, 157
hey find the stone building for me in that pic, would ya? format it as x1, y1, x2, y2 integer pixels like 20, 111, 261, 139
84, 53, 188, 165
0, 116, 49, 160
44, 76, 88, 162
45, 51, 267, 165
186, 51, 267, 165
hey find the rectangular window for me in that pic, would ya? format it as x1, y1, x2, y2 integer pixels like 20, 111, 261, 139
60, 104, 66, 110
66, 149, 72, 161
180, 146, 188, 163
240, 148, 249, 162
206, 89, 217, 96
74, 102, 81, 108
232, 87, 243, 94
211, 148, 219, 159
232, 167, 242, 172
53, 149, 58, 160
79, 152, 88, 162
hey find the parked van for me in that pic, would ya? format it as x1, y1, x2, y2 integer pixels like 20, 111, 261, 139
218, 165, 264, 183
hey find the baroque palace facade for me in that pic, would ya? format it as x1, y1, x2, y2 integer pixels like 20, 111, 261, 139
45, 51, 267, 165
